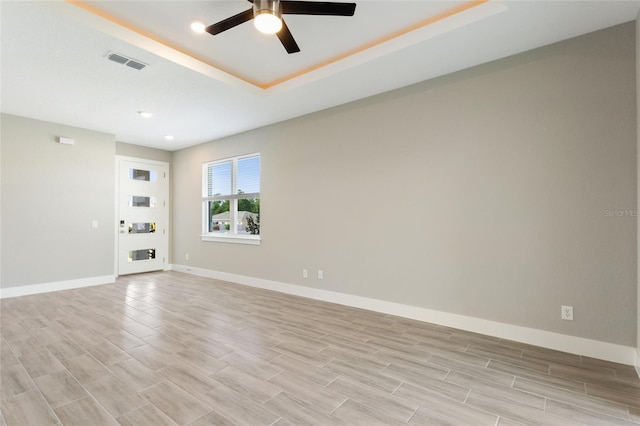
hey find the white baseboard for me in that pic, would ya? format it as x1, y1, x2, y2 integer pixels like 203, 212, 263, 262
635, 349, 640, 377
0, 275, 115, 299
170, 264, 637, 366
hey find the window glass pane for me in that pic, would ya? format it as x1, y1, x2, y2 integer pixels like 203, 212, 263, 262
237, 156, 260, 194
129, 168, 157, 182
128, 222, 156, 234
209, 200, 230, 233
237, 198, 260, 235
128, 196, 157, 208
208, 161, 232, 196
128, 249, 156, 262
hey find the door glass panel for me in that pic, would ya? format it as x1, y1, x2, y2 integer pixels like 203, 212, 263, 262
129, 168, 157, 182
128, 249, 156, 262
128, 196, 157, 208
128, 222, 156, 234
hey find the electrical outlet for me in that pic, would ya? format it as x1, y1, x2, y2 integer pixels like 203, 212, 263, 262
302, 269, 308, 278
317, 270, 323, 279
185, 253, 189, 261
561, 305, 573, 321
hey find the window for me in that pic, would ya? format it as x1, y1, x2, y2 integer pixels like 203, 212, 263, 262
202, 153, 260, 244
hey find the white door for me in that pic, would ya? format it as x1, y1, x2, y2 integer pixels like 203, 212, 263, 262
117, 158, 168, 275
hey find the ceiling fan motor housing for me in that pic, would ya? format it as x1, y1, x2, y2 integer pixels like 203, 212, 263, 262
253, 0, 282, 19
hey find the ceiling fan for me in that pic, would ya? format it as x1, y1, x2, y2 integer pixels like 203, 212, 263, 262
203, 0, 357, 54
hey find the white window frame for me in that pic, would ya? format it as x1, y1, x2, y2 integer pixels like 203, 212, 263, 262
201, 153, 260, 245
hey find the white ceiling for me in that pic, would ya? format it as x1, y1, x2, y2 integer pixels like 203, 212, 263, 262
2, 1, 639, 151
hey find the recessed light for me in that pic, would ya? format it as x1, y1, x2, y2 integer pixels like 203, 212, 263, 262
190, 21, 206, 33
165, 135, 174, 140
138, 111, 153, 118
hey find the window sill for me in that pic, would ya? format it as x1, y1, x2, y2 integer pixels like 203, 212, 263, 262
201, 234, 261, 245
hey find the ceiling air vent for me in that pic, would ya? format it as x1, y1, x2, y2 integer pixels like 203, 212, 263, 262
105, 51, 147, 71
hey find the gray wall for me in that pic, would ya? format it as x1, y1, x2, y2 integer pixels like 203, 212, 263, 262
116, 142, 172, 163
172, 23, 637, 346
1, 114, 115, 287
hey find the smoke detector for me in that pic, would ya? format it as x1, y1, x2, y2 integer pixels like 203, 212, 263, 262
105, 51, 147, 71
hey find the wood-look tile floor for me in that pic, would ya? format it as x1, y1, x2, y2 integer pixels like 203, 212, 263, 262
1, 271, 639, 426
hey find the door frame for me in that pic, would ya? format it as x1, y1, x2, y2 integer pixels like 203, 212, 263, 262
114, 155, 170, 277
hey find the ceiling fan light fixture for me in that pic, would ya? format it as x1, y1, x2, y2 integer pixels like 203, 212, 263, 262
253, 0, 282, 34
254, 12, 282, 34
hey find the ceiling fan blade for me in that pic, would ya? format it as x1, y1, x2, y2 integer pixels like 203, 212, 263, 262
281, 1, 356, 16
205, 9, 254, 35
276, 19, 300, 54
